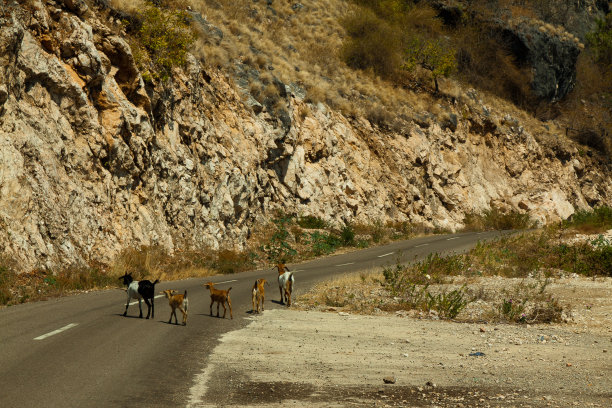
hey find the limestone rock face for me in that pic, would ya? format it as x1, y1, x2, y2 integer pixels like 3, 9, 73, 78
0, 3, 610, 271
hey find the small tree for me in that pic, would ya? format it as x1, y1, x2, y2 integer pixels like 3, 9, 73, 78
403, 37, 456, 93
132, 2, 195, 81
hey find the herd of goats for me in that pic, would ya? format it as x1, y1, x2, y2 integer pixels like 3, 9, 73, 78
118, 263, 295, 326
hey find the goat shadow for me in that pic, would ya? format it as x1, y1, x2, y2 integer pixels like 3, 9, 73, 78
113, 313, 153, 319
160, 320, 187, 326
197, 313, 233, 319
270, 299, 286, 306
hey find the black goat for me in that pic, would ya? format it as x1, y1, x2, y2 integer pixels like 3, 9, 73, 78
119, 273, 160, 319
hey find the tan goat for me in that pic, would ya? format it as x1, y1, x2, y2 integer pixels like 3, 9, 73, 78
251, 278, 267, 313
203, 282, 233, 319
161, 289, 188, 326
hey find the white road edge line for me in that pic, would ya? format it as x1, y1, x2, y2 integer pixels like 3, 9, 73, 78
336, 262, 355, 267
34, 323, 78, 341
129, 294, 164, 306
377, 252, 394, 258
446, 237, 460, 240
415, 243, 429, 248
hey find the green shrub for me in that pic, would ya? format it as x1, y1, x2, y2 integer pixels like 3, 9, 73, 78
586, 12, 612, 66
426, 287, 469, 319
261, 216, 297, 263
463, 207, 533, 231
308, 231, 342, 256
341, 223, 356, 246
496, 278, 564, 324
131, 2, 195, 81
563, 205, 612, 232
297, 215, 327, 229
383, 262, 469, 318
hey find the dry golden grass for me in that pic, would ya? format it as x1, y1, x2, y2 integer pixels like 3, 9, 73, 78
295, 269, 386, 313
110, 246, 216, 281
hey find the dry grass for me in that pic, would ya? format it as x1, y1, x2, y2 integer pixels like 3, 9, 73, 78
296, 264, 570, 324
104, 0, 608, 155
296, 269, 386, 313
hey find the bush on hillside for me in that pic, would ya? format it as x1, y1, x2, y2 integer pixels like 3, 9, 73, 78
402, 37, 456, 92
463, 207, 533, 231
586, 12, 612, 65
340, 8, 402, 77
563, 205, 612, 232
129, 1, 195, 81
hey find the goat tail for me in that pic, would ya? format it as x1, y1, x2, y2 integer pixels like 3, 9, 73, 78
184, 289, 187, 298
153, 279, 160, 285
227, 287, 233, 293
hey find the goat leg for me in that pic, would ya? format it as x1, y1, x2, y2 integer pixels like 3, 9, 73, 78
123, 295, 130, 317
179, 306, 187, 325
138, 298, 143, 318
144, 298, 152, 319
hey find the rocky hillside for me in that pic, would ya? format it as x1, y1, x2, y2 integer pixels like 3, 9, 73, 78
0, 0, 610, 271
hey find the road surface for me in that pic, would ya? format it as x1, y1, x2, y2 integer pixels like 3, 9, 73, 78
0, 231, 503, 407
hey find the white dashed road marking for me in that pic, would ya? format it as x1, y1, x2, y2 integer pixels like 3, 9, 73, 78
34, 323, 78, 341
336, 262, 355, 267
214, 279, 238, 285
377, 252, 394, 258
415, 243, 429, 248
446, 237, 460, 240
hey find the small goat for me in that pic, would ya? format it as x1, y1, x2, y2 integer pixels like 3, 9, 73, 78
119, 273, 159, 319
251, 278, 268, 313
162, 289, 188, 326
276, 263, 294, 307
203, 281, 233, 319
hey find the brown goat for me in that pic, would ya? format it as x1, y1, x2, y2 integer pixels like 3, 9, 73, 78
204, 282, 233, 319
251, 278, 267, 313
162, 289, 188, 325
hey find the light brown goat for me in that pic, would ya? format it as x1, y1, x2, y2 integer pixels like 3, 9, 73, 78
162, 289, 188, 325
251, 278, 267, 313
203, 282, 233, 319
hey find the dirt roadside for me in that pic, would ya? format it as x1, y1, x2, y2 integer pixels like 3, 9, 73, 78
187, 276, 611, 407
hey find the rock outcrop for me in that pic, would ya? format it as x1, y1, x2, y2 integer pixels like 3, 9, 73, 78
0, 1, 610, 271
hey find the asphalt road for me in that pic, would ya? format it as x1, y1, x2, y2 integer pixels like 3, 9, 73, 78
0, 230, 505, 407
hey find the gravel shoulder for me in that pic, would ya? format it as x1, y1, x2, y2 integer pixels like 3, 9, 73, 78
187, 277, 611, 407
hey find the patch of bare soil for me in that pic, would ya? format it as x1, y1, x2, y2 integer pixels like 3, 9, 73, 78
188, 277, 611, 407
